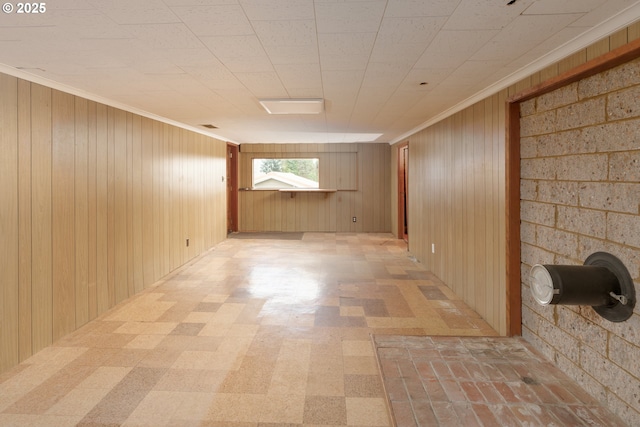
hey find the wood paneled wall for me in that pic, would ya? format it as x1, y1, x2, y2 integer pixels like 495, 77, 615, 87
393, 24, 640, 336
0, 73, 227, 374
238, 143, 390, 232
404, 94, 507, 334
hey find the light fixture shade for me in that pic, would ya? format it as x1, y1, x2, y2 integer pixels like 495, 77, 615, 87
259, 98, 324, 114
530, 264, 555, 305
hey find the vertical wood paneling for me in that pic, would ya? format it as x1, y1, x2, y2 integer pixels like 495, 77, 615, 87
237, 144, 387, 233
52, 90, 76, 341
473, 102, 486, 315
87, 101, 98, 320
75, 97, 89, 328
93, 106, 106, 312
31, 83, 53, 353
162, 124, 170, 271
113, 109, 128, 304
1, 73, 227, 375
131, 115, 143, 294
106, 107, 116, 308
141, 118, 154, 287
180, 130, 188, 263
484, 96, 501, 324
17, 79, 32, 361
126, 113, 135, 298
0, 74, 19, 372
152, 121, 162, 280
170, 127, 181, 271
404, 98, 507, 334
497, 90, 507, 335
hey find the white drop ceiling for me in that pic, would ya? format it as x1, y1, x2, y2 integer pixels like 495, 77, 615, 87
1, 0, 639, 144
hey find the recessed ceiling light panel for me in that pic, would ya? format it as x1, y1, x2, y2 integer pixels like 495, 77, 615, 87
259, 98, 324, 115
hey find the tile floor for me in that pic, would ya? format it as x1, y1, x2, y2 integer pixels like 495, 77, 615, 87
0, 233, 623, 426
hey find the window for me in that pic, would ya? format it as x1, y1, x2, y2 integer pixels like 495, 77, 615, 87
252, 158, 319, 189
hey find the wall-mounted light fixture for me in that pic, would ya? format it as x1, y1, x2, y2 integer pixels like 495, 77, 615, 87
530, 252, 636, 322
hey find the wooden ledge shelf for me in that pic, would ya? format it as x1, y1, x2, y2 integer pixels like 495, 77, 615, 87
278, 188, 337, 198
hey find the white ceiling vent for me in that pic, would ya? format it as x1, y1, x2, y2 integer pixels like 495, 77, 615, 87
259, 98, 324, 115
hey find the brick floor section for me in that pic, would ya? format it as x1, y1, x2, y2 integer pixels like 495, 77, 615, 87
373, 335, 628, 427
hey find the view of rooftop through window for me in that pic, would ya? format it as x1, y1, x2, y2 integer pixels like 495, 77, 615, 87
252, 158, 319, 189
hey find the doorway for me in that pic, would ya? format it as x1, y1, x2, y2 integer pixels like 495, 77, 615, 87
397, 142, 408, 241
226, 143, 239, 234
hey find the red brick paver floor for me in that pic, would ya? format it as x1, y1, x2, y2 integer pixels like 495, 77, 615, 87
373, 335, 628, 427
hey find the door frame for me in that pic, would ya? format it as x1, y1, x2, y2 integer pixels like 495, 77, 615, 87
226, 143, 239, 234
397, 141, 409, 241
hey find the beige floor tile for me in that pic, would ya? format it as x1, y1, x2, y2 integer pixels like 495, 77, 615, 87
105, 293, 176, 322
205, 393, 267, 423
121, 390, 184, 426
260, 393, 306, 424
343, 356, 379, 375
342, 340, 374, 357
183, 311, 216, 323
171, 392, 217, 421
154, 368, 226, 392
45, 388, 111, 417
125, 334, 166, 349
0, 413, 82, 427
21, 346, 88, 367
303, 395, 347, 425
306, 370, 345, 396
346, 397, 390, 426
0, 233, 512, 427
76, 366, 132, 389
202, 294, 229, 303
115, 321, 178, 335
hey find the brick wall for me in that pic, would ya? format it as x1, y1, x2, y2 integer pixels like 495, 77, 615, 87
520, 56, 640, 425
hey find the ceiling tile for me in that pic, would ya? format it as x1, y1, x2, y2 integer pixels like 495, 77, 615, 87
263, 44, 320, 65
523, 0, 608, 15
88, 0, 179, 24
171, 5, 253, 36
376, 16, 447, 45
234, 71, 288, 97
384, 0, 461, 17
240, 0, 314, 20
1, 0, 637, 144
443, 0, 530, 30
252, 20, 316, 46
124, 23, 204, 49
361, 62, 411, 88
274, 63, 322, 92
318, 33, 376, 70
569, 0, 638, 27
201, 35, 273, 72
315, 1, 386, 33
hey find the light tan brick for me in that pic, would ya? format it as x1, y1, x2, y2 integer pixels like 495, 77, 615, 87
536, 82, 578, 112
607, 212, 640, 248
578, 182, 640, 214
556, 153, 608, 181
607, 85, 640, 120
609, 151, 640, 182
556, 97, 606, 131
556, 206, 606, 238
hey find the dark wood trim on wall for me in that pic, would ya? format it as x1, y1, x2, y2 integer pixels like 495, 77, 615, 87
510, 37, 640, 104
397, 141, 409, 241
504, 36, 640, 337
505, 101, 522, 336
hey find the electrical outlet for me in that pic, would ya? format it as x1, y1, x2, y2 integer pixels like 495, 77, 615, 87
352, 216, 357, 222
186, 238, 190, 247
